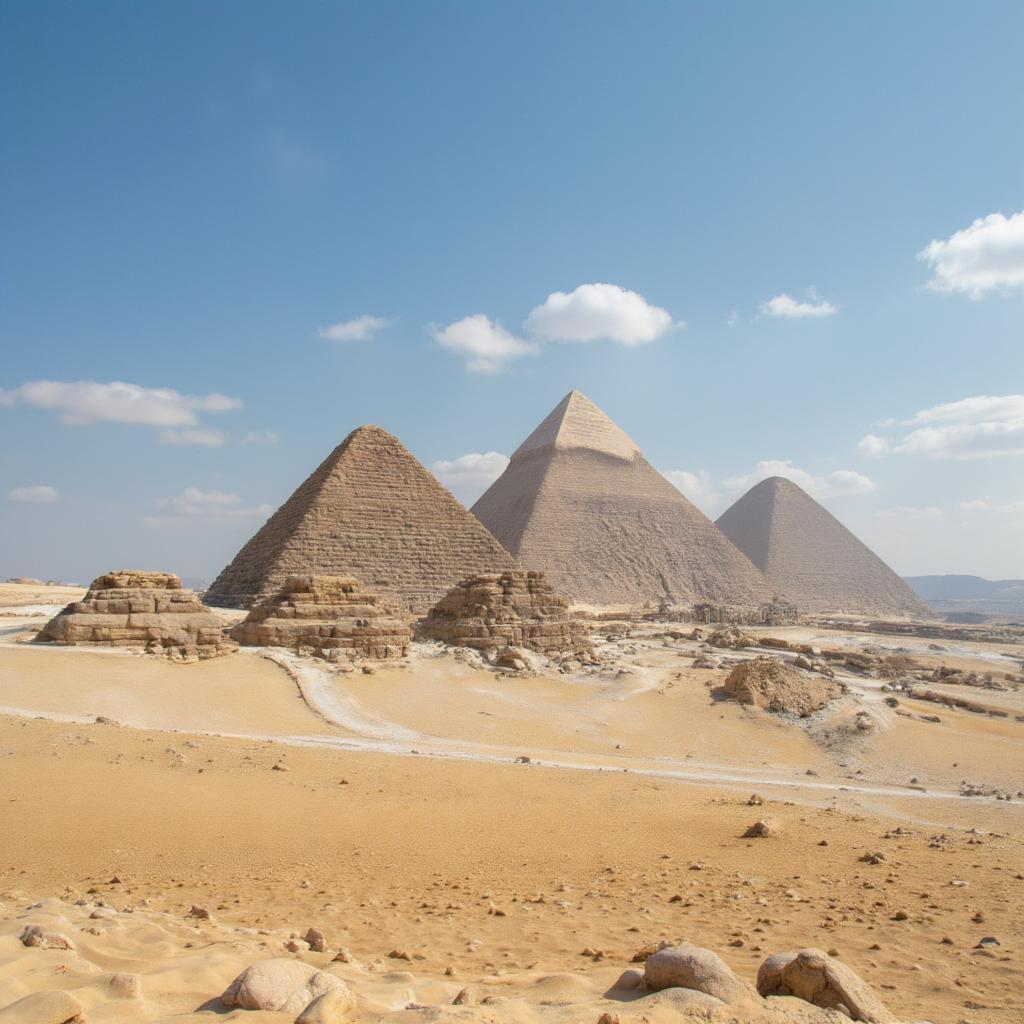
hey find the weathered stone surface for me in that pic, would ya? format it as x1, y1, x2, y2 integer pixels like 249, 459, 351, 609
717, 476, 931, 618
232, 575, 410, 661
724, 657, 843, 717
757, 948, 897, 1023
221, 958, 345, 1014
294, 986, 358, 1023
0, 990, 83, 1024
205, 425, 516, 612
36, 571, 236, 661
472, 390, 775, 608
419, 571, 594, 660
644, 944, 757, 1004
18, 925, 76, 951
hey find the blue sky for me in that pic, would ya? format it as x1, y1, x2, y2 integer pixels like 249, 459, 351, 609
2, 1, 1023, 585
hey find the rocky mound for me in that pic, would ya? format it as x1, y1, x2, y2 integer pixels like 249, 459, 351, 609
36, 571, 235, 661
723, 657, 843, 717
419, 571, 594, 661
231, 575, 410, 661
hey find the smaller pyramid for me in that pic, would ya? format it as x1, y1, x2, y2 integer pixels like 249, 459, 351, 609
472, 391, 775, 607
205, 425, 516, 611
38, 570, 236, 660
232, 575, 411, 661
419, 570, 594, 661
716, 477, 931, 617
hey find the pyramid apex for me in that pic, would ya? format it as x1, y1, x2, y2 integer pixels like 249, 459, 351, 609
511, 390, 640, 461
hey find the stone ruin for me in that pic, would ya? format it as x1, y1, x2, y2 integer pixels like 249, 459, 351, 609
37, 570, 236, 661
418, 570, 594, 662
723, 656, 844, 717
691, 601, 799, 626
231, 574, 411, 661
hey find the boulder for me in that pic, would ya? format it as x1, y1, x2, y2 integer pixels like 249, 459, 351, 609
643, 944, 757, 1004
232, 575, 410, 661
221, 958, 346, 1015
18, 925, 75, 951
757, 948, 896, 1023
0, 991, 83, 1024
36, 570, 235, 660
418, 571, 594, 661
294, 986, 358, 1023
723, 657, 843, 717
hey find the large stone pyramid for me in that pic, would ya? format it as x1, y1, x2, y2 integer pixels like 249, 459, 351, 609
471, 391, 775, 607
205, 425, 516, 611
715, 476, 931, 617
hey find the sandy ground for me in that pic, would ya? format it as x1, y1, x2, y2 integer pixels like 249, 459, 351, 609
0, 615, 1022, 1023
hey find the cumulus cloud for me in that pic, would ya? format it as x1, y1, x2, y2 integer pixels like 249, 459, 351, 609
525, 283, 678, 345
874, 505, 944, 521
663, 469, 721, 513
432, 315, 537, 374
8, 485, 59, 504
0, 380, 241, 427
857, 433, 890, 458
724, 459, 875, 498
919, 210, 1024, 298
243, 429, 280, 445
159, 428, 226, 447
760, 293, 838, 319
317, 315, 393, 342
866, 395, 1024, 460
431, 451, 509, 504
144, 487, 273, 526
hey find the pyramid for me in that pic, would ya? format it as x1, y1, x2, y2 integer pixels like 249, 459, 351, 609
204, 425, 517, 611
715, 476, 931, 617
471, 391, 775, 607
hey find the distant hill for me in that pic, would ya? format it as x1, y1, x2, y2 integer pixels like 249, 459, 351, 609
904, 575, 1024, 616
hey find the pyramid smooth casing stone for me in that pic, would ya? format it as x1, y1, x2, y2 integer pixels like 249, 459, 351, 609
204, 425, 516, 612
471, 390, 775, 608
716, 476, 931, 617
36, 571, 236, 661
419, 571, 595, 660
232, 575, 411, 661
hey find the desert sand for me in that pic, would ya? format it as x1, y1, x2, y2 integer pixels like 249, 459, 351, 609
0, 589, 1022, 1023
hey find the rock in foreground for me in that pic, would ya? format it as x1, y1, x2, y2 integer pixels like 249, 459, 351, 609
232, 575, 411, 661
36, 570, 235, 661
724, 657, 843, 717
221, 957, 350, 1015
419, 570, 594, 661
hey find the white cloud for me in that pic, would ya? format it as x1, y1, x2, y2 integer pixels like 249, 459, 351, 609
959, 497, 1024, 515
432, 451, 509, 504
857, 433, 890, 457
874, 505, 944, 521
317, 315, 393, 342
0, 380, 241, 428
663, 469, 721, 512
724, 459, 875, 498
760, 293, 838, 319
8, 485, 59, 504
432, 315, 537, 374
867, 394, 1024, 460
525, 283, 678, 345
243, 429, 280, 445
919, 210, 1024, 298
159, 428, 226, 447
145, 487, 273, 526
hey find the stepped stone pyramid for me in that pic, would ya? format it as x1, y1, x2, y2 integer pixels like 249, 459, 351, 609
38, 570, 236, 660
232, 575, 411, 660
715, 476, 931, 618
205, 425, 516, 611
471, 391, 775, 607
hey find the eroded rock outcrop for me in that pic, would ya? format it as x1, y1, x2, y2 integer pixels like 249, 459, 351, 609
221, 958, 350, 1015
418, 571, 594, 661
36, 571, 236, 661
232, 575, 410, 661
724, 657, 843, 717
